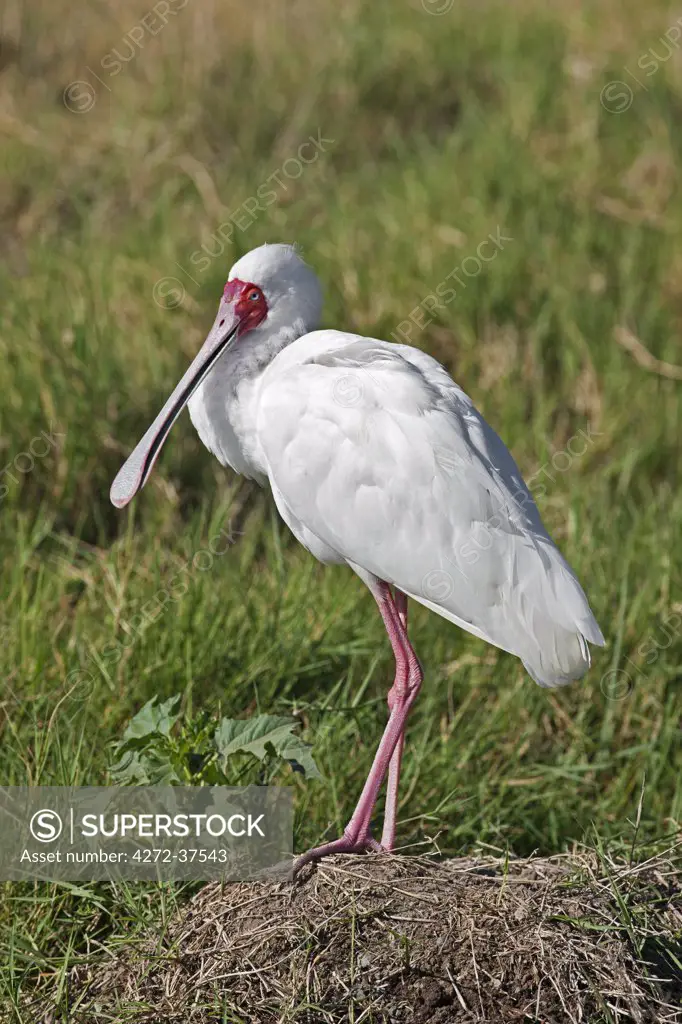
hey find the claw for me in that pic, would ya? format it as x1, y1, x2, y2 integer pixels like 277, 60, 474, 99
292, 831, 378, 875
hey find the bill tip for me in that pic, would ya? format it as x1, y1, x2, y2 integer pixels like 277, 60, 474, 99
110, 485, 131, 509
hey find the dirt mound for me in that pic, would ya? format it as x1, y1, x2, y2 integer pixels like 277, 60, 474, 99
52, 852, 681, 1023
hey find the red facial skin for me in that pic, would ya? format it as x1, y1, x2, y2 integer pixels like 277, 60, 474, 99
223, 278, 268, 336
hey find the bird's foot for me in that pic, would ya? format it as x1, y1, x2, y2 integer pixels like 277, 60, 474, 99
292, 829, 380, 876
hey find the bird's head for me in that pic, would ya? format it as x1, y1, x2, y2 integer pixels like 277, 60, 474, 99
226, 243, 323, 341
109, 243, 322, 509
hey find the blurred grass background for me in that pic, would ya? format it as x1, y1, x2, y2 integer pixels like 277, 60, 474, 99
0, 0, 681, 1012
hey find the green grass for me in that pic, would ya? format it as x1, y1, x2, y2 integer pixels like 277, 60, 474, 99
0, 0, 681, 1016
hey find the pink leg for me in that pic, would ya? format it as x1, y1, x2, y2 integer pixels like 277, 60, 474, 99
293, 581, 422, 873
381, 589, 411, 851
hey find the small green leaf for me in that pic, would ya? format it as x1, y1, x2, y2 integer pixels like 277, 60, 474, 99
109, 748, 182, 786
121, 695, 182, 743
109, 749, 153, 785
214, 715, 321, 778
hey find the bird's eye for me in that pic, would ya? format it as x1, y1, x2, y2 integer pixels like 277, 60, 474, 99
248, 289, 260, 302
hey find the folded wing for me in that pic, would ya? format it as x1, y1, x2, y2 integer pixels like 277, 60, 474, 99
256, 331, 604, 686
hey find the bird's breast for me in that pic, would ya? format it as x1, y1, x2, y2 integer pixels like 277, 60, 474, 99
187, 361, 268, 483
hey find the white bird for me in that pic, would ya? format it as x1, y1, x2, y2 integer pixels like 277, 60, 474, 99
111, 243, 604, 869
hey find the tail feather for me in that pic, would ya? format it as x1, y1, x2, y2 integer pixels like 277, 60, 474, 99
505, 537, 604, 688
408, 534, 604, 689
521, 626, 600, 689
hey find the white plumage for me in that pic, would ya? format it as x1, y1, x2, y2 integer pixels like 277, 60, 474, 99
111, 242, 604, 866
185, 245, 603, 688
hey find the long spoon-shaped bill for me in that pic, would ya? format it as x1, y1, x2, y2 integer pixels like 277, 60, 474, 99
110, 306, 240, 508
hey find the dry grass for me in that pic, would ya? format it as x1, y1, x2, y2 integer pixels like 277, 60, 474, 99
41, 849, 682, 1023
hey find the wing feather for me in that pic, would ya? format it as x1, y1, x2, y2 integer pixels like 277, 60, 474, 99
256, 332, 603, 686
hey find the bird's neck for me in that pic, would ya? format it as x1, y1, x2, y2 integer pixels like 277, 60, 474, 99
188, 319, 307, 479
229, 318, 308, 390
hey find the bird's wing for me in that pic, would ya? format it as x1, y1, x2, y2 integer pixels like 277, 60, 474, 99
256, 331, 603, 687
